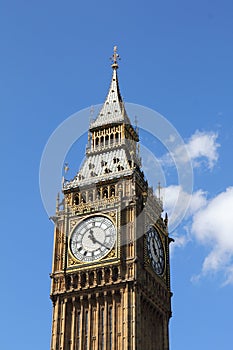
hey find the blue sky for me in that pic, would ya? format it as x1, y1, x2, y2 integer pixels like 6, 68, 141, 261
1, 1, 233, 349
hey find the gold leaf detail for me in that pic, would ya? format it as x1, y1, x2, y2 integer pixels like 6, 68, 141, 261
70, 220, 78, 230
65, 193, 72, 205
57, 233, 62, 243
69, 257, 78, 266
104, 248, 116, 259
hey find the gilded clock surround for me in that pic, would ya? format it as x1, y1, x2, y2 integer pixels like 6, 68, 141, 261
68, 213, 118, 266
49, 48, 173, 350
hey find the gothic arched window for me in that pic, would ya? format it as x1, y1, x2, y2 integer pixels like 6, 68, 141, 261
88, 192, 93, 202
81, 273, 86, 288
74, 195, 80, 205
112, 267, 118, 281
97, 270, 102, 285
110, 185, 115, 197
89, 271, 94, 286
110, 133, 114, 144
103, 187, 108, 198
81, 193, 86, 203
105, 268, 110, 283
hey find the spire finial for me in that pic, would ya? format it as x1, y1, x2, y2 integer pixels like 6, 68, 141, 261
157, 181, 162, 200
111, 45, 120, 69
64, 162, 69, 173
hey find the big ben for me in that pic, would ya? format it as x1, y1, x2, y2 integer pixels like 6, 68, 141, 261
49, 47, 173, 350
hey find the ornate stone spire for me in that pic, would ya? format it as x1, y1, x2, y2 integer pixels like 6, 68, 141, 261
90, 46, 131, 130
63, 47, 140, 190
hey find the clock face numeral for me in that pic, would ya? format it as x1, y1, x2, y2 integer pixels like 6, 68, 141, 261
146, 227, 165, 275
70, 216, 116, 262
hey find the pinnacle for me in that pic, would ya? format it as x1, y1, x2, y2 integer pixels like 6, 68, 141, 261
90, 51, 131, 130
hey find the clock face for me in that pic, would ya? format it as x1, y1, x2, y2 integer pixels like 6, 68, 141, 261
147, 226, 165, 275
70, 215, 116, 262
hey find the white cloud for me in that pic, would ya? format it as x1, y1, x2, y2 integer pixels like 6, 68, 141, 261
192, 187, 233, 249
162, 185, 191, 230
188, 189, 208, 215
191, 187, 233, 284
185, 130, 220, 169
223, 266, 233, 286
169, 228, 191, 255
163, 185, 207, 227
141, 129, 232, 285
161, 130, 220, 170
164, 186, 233, 285
163, 185, 207, 251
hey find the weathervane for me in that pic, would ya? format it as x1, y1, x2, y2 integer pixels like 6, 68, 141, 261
111, 45, 120, 68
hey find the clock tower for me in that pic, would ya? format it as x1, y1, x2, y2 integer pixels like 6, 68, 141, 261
50, 47, 173, 350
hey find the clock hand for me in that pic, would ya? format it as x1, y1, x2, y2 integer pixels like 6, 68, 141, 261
152, 239, 159, 261
88, 229, 111, 249
93, 237, 110, 249
88, 229, 97, 243
152, 240, 157, 255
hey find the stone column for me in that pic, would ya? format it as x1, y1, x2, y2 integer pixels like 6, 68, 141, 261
50, 297, 59, 350
71, 297, 76, 350
60, 298, 67, 349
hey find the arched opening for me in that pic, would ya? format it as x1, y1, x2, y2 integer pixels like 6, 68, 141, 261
89, 271, 94, 286
81, 273, 86, 288
112, 267, 118, 281
72, 274, 78, 289
110, 185, 115, 197
103, 187, 108, 198
110, 133, 114, 144
65, 275, 71, 290
104, 268, 110, 283
81, 193, 86, 203
88, 192, 93, 202
97, 270, 102, 285
117, 165, 124, 171
74, 195, 80, 205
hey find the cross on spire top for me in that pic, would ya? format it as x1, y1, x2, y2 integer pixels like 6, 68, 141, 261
111, 45, 120, 69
